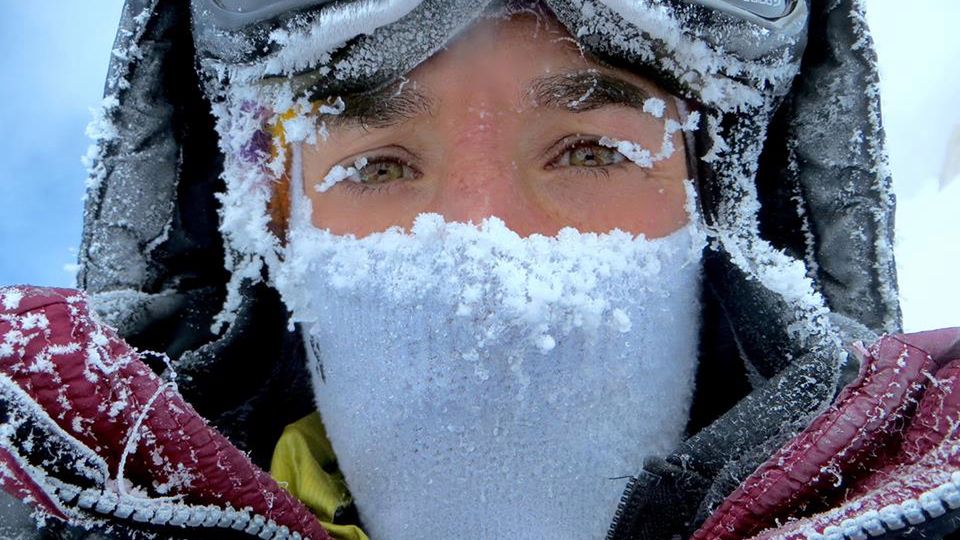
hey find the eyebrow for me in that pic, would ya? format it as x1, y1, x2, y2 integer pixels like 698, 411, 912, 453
314, 70, 652, 130
527, 71, 652, 112
314, 81, 435, 130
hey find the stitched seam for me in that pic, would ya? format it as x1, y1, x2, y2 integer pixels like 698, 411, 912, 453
708, 342, 924, 537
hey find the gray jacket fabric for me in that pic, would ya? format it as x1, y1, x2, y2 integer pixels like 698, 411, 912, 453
4, 0, 911, 538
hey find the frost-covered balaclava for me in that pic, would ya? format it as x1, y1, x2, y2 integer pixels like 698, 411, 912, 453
269, 118, 706, 536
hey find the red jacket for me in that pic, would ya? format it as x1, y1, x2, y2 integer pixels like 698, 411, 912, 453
2, 285, 958, 539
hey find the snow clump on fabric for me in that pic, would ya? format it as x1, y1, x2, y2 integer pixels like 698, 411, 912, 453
276, 206, 706, 354
566, 0, 806, 112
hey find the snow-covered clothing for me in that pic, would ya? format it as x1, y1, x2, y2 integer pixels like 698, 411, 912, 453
2, 286, 959, 539
2, 0, 958, 538
0, 287, 333, 540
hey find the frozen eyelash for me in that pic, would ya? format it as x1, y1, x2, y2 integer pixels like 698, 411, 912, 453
315, 157, 369, 193
598, 111, 701, 168
599, 137, 654, 168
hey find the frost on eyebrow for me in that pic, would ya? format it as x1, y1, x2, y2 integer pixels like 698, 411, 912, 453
312, 81, 434, 129
599, 108, 701, 168
528, 71, 651, 112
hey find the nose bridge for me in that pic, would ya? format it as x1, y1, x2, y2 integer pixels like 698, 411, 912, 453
429, 113, 531, 227
434, 146, 522, 225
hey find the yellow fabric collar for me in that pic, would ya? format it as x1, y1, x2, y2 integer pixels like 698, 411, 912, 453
270, 412, 369, 540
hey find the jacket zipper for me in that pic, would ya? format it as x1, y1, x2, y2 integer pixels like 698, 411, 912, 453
798, 472, 960, 540
604, 472, 960, 540
54, 478, 311, 540
605, 475, 640, 540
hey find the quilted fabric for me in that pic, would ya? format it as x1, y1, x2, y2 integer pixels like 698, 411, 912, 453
692, 328, 960, 539
0, 285, 330, 540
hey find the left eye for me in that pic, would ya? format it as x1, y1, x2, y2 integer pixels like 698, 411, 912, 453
553, 141, 626, 168
356, 159, 416, 184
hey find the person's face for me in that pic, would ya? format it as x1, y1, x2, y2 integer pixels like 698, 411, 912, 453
296, 13, 690, 238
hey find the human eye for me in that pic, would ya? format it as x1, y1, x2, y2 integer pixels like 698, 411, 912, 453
354, 157, 419, 185
318, 147, 422, 195
546, 136, 626, 170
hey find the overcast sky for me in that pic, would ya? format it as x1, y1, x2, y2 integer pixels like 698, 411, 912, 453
0, 2, 957, 331
0, 3, 124, 287
868, 2, 960, 197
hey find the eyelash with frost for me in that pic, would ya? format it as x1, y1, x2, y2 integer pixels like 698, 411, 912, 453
600, 109, 701, 168
315, 157, 369, 193
643, 97, 667, 118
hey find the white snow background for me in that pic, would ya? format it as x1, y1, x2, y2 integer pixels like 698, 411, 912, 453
0, 2, 956, 333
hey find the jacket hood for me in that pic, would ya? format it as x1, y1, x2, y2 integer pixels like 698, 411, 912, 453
77, 0, 900, 536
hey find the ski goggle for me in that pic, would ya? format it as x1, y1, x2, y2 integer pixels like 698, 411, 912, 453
193, 0, 805, 64
191, 0, 808, 111
196, 0, 799, 31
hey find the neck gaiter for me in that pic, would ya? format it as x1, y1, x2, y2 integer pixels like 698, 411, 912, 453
272, 156, 706, 539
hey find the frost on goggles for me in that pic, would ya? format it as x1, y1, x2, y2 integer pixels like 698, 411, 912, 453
196, 0, 800, 32
192, 0, 804, 67
191, 0, 427, 65
195, 0, 806, 108
199, 0, 336, 30
690, 0, 798, 22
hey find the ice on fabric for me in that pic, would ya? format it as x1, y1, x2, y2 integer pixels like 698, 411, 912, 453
571, 0, 806, 111
700, 106, 839, 349
278, 211, 705, 353
1, 289, 24, 311
82, 96, 120, 193
272, 206, 706, 539
237, 0, 424, 83
0, 287, 314, 538
0, 288, 173, 509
